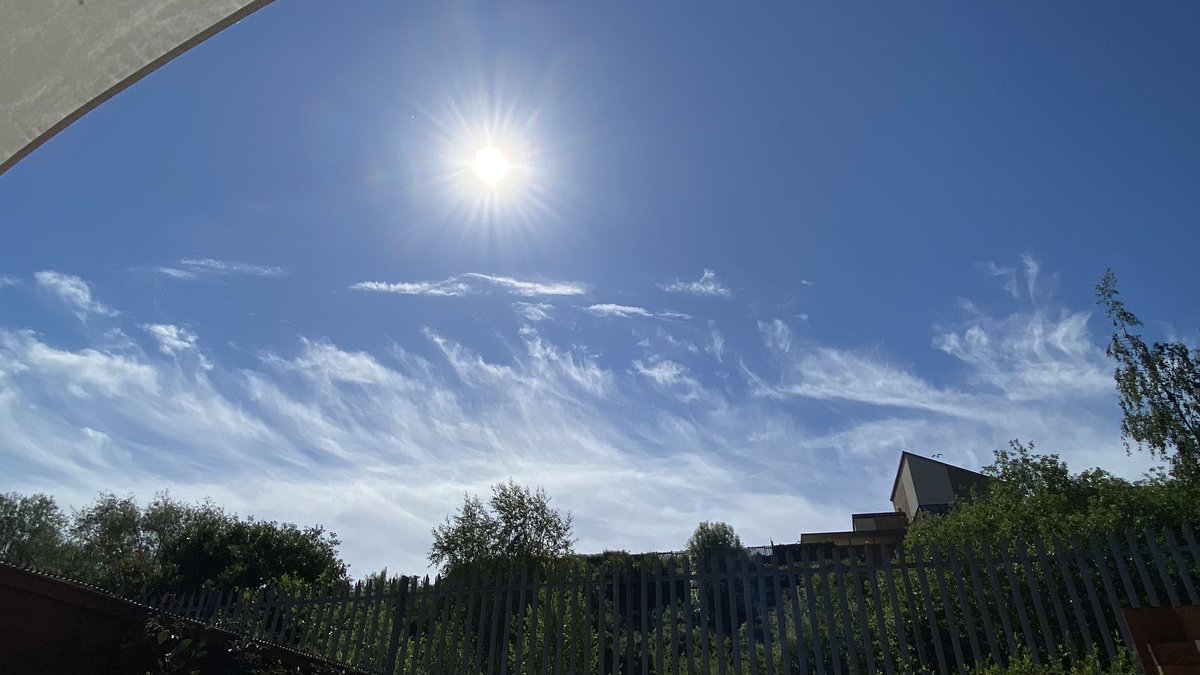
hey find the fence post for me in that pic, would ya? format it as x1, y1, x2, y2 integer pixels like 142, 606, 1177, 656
878, 544, 910, 670
845, 546, 875, 675
928, 546, 965, 671
1030, 536, 1075, 659
382, 577, 409, 675
1142, 528, 1181, 607
1062, 535, 1114, 662
1163, 527, 1199, 605
911, 545, 949, 675
945, 546, 983, 668
996, 538, 1039, 664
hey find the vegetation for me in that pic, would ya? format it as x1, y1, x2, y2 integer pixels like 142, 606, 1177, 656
966, 648, 1138, 674
428, 479, 576, 574
685, 520, 744, 570
1096, 270, 1200, 481
905, 440, 1200, 550
0, 491, 346, 596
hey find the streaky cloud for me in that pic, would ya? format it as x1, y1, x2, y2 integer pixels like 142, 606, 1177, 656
34, 270, 119, 320
586, 304, 690, 320
351, 273, 585, 298
169, 257, 287, 278
658, 268, 734, 299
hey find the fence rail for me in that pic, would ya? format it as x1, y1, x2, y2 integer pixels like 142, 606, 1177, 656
153, 525, 1200, 674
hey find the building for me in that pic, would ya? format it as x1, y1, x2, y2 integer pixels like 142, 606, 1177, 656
799, 452, 991, 550
890, 451, 992, 522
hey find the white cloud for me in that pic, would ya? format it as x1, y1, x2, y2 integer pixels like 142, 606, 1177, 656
633, 359, 705, 402
976, 254, 1042, 302
514, 303, 554, 322
142, 324, 198, 356
461, 273, 586, 297
0, 275, 19, 288
933, 308, 1110, 401
757, 319, 792, 354
587, 303, 652, 318
586, 304, 690, 321
349, 279, 470, 297
976, 261, 1018, 298
658, 268, 734, 299
1021, 253, 1041, 302
706, 322, 726, 363
351, 273, 585, 298
34, 271, 119, 320
0, 258, 1159, 578
154, 267, 197, 280
171, 258, 287, 278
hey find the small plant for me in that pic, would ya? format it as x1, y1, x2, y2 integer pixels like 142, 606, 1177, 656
144, 615, 209, 675
967, 647, 1139, 675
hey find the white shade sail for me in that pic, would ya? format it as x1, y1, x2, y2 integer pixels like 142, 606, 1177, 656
0, 0, 273, 175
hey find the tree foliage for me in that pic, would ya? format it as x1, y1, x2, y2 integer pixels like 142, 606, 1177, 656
0, 492, 68, 569
685, 520, 743, 569
1096, 270, 1200, 480
0, 491, 347, 595
429, 480, 575, 574
905, 440, 1200, 551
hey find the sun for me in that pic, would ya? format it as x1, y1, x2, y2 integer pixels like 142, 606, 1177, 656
472, 146, 510, 186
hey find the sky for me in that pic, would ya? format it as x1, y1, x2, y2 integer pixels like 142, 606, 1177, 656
2, 2, 1199, 576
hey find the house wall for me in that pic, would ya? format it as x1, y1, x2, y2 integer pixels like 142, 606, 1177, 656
894, 455, 956, 521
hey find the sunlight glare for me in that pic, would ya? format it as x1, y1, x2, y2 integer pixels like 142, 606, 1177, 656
472, 147, 510, 186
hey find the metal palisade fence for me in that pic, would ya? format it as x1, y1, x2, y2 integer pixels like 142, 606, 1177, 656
154, 525, 1200, 674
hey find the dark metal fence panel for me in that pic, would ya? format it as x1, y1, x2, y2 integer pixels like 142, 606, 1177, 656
149, 525, 1200, 674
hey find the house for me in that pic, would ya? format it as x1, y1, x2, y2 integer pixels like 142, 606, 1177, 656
799, 452, 991, 550
890, 451, 991, 522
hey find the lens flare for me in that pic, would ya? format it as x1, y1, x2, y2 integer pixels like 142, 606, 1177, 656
472, 147, 510, 186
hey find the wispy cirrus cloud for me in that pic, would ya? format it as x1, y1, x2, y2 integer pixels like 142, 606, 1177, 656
586, 304, 691, 320
658, 268, 734, 299
350, 279, 471, 297
351, 273, 586, 298
976, 253, 1042, 302
34, 271, 119, 320
514, 303, 555, 322
0, 260, 1156, 577
156, 257, 287, 280
141, 324, 199, 356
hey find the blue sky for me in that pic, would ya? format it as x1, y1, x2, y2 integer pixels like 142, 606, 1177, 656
2, 2, 1199, 575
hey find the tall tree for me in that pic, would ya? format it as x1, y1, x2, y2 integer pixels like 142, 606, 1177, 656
3, 491, 347, 595
429, 480, 575, 574
905, 440, 1200, 550
1096, 270, 1200, 480
685, 520, 743, 570
0, 492, 69, 570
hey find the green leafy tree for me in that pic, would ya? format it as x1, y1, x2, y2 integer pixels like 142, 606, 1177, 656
156, 512, 346, 592
0, 492, 69, 570
686, 521, 746, 634
1096, 270, 1200, 480
429, 480, 575, 574
685, 521, 743, 571
906, 440, 1200, 550
4, 490, 347, 595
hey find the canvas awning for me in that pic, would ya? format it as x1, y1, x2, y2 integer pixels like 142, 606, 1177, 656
0, 0, 274, 175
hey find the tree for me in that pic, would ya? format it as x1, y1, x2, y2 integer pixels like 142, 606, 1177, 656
156, 510, 346, 592
1096, 270, 1200, 480
3, 491, 347, 595
429, 480, 575, 574
685, 520, 743, 570
0, 492, 69, 570
905, 440, 1200, 551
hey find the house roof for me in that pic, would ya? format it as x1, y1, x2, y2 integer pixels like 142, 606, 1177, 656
889, 450, 987, 503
